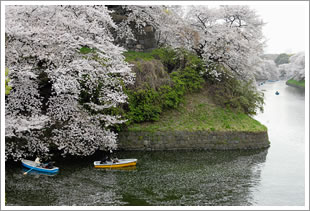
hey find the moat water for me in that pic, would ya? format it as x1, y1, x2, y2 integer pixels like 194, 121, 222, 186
5, 81, 306, 206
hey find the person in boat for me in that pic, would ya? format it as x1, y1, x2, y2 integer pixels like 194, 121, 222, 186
100, 156, 108, 164
109, 150, 119, 163
34, 157, 41, 167
112, 156, 119, 163
46, 161, 54, 169
41, 160, 55, 169
100, 150, 113, 164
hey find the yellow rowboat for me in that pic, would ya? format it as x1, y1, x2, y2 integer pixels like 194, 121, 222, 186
94, 159, 137, 169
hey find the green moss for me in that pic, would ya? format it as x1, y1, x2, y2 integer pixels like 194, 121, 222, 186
286, 79, 305, 88
127, 85, 267, 133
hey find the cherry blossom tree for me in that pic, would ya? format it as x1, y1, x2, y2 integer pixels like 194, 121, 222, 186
5, 5, 134, 160
110, 5, 183, 48
172, 5, 265, 80
287, 52, 305, 81
278, 52, 305, 80
107, 5, 265, 80
264, 60, 280, 80
254, 58, 279, 81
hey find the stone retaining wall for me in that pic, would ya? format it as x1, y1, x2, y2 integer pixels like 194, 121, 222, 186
118, 131, 270, 151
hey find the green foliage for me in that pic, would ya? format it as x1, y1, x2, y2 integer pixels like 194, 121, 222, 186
286, 79, 305, 88
176, 48, 205, 71
171, 66, 204, 92
126, 81, 186, 123
80, 46, 94, 54
123, 47, 179, 74
77, 46, 266, 132
159, 85, 184, 109
128, 88, 267, 133
123, 47, 264, 128
123, 50, 155, 62
124, 48, 206, 123
126, 88, 162, 122
208, 72, 264, 115
151, 47, 178, 72
124, 47, 199, 72
274, 53, 291, 66
5, 67, 12, 95
123, 47, 205, 72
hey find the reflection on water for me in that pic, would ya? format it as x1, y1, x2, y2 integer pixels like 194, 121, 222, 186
253, 81, 305, 206
5, 81, 305, 206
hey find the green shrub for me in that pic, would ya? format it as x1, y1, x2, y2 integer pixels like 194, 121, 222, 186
152, 47, 178, 72
123, 48, 206, 123
208, 73, 264, 115
125, 80, 186, 123
126, 88, 162, 122
175, 48, 205, 71
159, 85, 185, 109
5, 67, 12, 95
171, 66, 204, 92
111, 47, 265, 126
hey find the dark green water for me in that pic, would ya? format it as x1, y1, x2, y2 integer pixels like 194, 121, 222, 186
6, 150, 268, 206
5, 81, 305, 206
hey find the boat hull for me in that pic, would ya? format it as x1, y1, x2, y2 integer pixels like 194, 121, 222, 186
94, 159, 137, 168
21, 159, 59, 173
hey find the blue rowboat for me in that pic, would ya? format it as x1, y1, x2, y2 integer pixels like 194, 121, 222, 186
22, 167, 58, 176
21, 159, 59, 173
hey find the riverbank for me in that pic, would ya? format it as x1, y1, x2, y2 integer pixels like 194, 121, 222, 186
119, 85, 269, 150
286, 79, 305, 89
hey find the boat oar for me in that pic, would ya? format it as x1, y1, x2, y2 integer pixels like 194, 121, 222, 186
23, 167, 34, 175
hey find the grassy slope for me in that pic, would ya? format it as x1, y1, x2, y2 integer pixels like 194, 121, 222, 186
123, 50, 155, 62
128, 84, 267, 133
286, 79, 305, 88
123, 49, 267, 133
